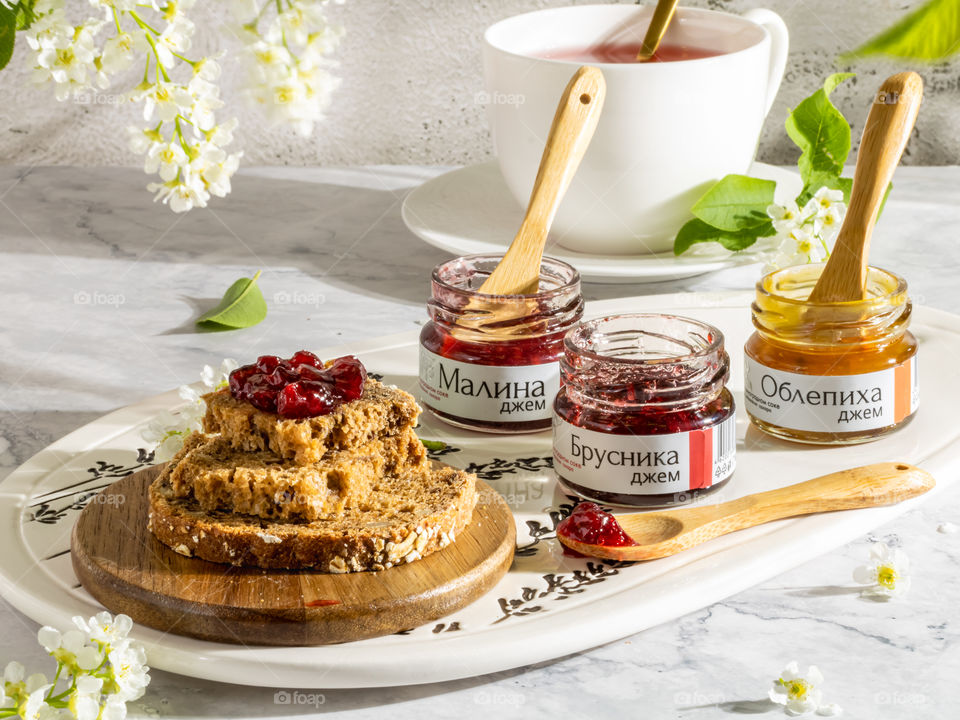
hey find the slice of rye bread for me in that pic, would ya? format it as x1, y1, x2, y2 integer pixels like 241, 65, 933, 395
148, 462, 478, 572
202, 379, 421, 465
162, 429, 429, 522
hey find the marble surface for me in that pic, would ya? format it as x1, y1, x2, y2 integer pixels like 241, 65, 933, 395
0, 164, 958, 718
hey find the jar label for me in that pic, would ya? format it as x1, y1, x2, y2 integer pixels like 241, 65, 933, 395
418, 346, 558, 423
552, 414, 737, 496
743, 355, 919, 434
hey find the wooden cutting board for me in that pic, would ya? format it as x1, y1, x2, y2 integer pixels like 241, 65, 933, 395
71, 466, 515, 646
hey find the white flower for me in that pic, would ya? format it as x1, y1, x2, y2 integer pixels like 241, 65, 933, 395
144, 139, 188, 182
144, 359, 235, 458
69, 676, 103, 720
133, 81, 194, 123
770, 662, 827, 716
759, 186, 846, 272
100, 694, 128, 720
201, 358, 238, 389
31, 19, 105, 100
191, 145, 242, 198
186, 77, 224, 131
154, 15, 194, 68
147, 170, 210, 213
767, 201, 807, 234
99, 32, 138, 75
853, 542, 910, 599
4, 661, 26, 685
74, 612, 134, 647
237, 0, 343, 137
106, 643, 149, 702
141, 409, 198, 461
39, 627, 103, 671
20, 683, 54, 720
810, 186, 844, 212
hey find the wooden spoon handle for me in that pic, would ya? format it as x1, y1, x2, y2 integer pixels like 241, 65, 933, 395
809, 72, 923, 302
478, 66, 605, 296
522, 66, 606, 242
637, 0, 680, 61
736, 462, 934, 522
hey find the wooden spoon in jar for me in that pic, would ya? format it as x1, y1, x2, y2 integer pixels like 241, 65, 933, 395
558, 462, 934, 562
808, 72, 923, 303
636, 0, 680, 62
477, 66, 606, 297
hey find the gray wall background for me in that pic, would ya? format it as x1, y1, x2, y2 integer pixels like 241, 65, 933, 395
0, 0, 953, 168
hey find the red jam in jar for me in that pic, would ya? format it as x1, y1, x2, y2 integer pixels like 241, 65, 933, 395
553, 314, 736, 507
419, 254, 583, 433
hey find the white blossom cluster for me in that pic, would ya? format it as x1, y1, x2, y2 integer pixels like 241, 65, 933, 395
756, 187, 847, 272
1, 613, 148, 720
20, 0, 344, 211
141, 358, 236, 461
234, 0, 345, 137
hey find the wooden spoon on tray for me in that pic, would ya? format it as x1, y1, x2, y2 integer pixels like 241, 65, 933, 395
636, 0, 680, 62
808, 72, 923, 303
477, 66, 606, 297
559, 462, 934, 561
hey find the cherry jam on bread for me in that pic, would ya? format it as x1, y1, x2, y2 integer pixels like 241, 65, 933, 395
228, 351, 367, 418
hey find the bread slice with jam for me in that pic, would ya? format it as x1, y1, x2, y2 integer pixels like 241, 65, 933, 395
202, 379, 421, 465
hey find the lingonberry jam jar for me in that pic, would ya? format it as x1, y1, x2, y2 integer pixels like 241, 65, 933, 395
419, 254, 583, 433
553, 314, 736, 507
744, 264, 919, 444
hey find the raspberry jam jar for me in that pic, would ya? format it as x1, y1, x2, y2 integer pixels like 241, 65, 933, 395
553, 314, 736, 507
744, 264, 919, 444
419, 254, 583, 433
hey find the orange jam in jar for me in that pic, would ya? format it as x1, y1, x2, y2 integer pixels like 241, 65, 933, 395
744, 264, 918, 445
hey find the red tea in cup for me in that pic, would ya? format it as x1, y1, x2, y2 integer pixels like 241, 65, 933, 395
536, 42, 721, 63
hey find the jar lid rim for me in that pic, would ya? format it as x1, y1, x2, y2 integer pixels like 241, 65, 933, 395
757, 264, 908, 307
431, 253, 581, 300
565, 313, 725, 365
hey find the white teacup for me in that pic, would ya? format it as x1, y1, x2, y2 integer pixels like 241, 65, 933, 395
482, 4, 789, 255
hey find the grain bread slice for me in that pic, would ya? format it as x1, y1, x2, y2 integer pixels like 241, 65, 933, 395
202, 379, 421, 465
148, 461, 478, 571
161, 428, 429, 522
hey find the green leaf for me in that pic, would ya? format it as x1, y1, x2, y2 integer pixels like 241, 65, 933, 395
785, 73, 855, 187
690, 174, 777, 232
841, 0, 960, 62
196, 270, 267, 329
674, 218, 774, 256
420, 439, 447, 452
0, 4, 16, 72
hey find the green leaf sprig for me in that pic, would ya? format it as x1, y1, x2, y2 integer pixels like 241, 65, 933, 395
197, 270, 268, 329
841, 0, 960, 63
675, 73, 862, 256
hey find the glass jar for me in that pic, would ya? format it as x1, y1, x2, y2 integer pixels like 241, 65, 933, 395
419, 254, 583, 433
744, 264, 919, 445
553, 314, 736, 507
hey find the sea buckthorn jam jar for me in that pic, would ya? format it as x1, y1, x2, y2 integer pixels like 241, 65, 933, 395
744, 264, 919, 445
419, 254, 583, 433
553, 314, 736, 507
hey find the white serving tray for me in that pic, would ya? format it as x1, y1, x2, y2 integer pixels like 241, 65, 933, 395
1, 292, 957, 689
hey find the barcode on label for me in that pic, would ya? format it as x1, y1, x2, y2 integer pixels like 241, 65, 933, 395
713, 416, 736, 462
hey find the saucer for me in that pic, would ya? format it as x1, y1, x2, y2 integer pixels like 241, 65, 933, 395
402, 161, 802, 283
